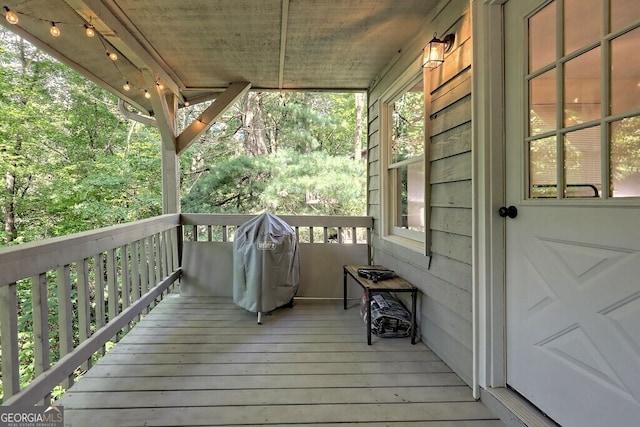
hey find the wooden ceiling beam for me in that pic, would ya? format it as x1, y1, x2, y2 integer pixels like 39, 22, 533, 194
176, 82, 252, 155
278, 0, 290, 90
63, 0, 182, 99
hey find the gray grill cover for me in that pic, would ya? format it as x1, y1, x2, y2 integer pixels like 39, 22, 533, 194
233, 213, 300, 313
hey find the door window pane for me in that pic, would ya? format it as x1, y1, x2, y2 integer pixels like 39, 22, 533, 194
530, 68, 557, 136
611, 0, 640, 33
610, 27, 640, 115
611, 118, 640, 197
530, 136, 558, 198
564, 126, 602, 198
564, 47, 601, 125
564, 0, 601, 55
529, 1, 556, 72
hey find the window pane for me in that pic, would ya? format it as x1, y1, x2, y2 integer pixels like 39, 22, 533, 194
391, 80, 424, 163
530, 68, 557, 136
394, 162, 425, 232
529, 1, 556, 72
530, 136, 558, 198
611, 0, 640, 33
564, 47, 601, 125
564, 126, 602, 198
611, 117, 640, 197
564, 0, 601, 55
610, 27, 640, 115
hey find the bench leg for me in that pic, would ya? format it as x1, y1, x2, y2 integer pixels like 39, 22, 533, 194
343, 268, 348, 310
411, 290, 417, 345
367, 289, 372, 345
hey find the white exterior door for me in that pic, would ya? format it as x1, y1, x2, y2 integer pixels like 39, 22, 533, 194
504, 1, 640, 425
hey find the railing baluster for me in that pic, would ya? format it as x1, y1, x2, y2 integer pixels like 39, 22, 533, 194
57, 265, 74, 389
155, 233, 162, 285
131, 240, 141, 320
121, 245, 131, 333
149, 235, 157, 308
0, 281, 20, 399
141, 237, 151, 314
207, 225, 213, 242
95, 253, 106, 355
32, 273, 51, 406
106, 248, 119, 342
309, 227, 314, 243
161, 232, 168, 299
193, 225, 199, 241
77, 259, 91, 371
323, 226, 329, 243
222, 225, 228, 242
351, 227, 357, 244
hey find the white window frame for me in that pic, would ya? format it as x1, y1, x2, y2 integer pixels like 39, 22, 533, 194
379, 66, 431, 255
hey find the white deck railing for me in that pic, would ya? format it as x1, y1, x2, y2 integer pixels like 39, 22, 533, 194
0, 215, 182, 406
0, 214, 373, 406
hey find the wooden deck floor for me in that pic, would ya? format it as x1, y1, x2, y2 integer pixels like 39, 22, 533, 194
58, 295, 503, 426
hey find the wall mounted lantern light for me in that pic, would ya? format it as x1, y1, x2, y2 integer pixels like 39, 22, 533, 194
422, 32, 455, 69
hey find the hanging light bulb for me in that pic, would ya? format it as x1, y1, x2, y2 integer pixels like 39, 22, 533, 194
184, 100, 190, 107
50, 22, 61, 38
155, 80, 164, 91
85, 24, 95, 38
123, 81, 131, 91
144, 90, 151, 99
107, 51, 117, 61
4, 7, 18, 24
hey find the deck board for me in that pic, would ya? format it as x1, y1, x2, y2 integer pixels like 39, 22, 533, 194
58, 296, 502, 426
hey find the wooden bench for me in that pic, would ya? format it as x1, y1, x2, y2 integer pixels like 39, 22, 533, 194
343, 264, 417, 345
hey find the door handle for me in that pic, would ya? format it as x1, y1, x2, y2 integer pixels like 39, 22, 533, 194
498, 205, 518, 219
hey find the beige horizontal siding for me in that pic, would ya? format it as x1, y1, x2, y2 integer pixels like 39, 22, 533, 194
366, 0, 473, 386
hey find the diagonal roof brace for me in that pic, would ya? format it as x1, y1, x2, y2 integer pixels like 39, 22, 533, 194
176, 82, 252, 155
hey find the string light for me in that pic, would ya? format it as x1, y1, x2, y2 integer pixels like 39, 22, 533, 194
3, 7, 158, 102
4, 7, 18, 24
184, 100, 190, 107
49, 22, 61, 37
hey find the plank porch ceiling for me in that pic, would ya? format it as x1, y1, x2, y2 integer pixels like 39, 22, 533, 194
1, 0, 436, 114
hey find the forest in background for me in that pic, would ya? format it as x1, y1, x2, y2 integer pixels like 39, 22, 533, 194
0, 28, 366, 402
0, 28, 367, 247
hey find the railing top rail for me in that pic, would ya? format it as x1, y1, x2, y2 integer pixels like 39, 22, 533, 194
0, 214, 180, 287
180, 213, 374, 229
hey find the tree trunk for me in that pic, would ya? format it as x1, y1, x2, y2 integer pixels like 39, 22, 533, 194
354, 93, 365, 161
4, 170, 17, 243
241, 92, 269, 156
